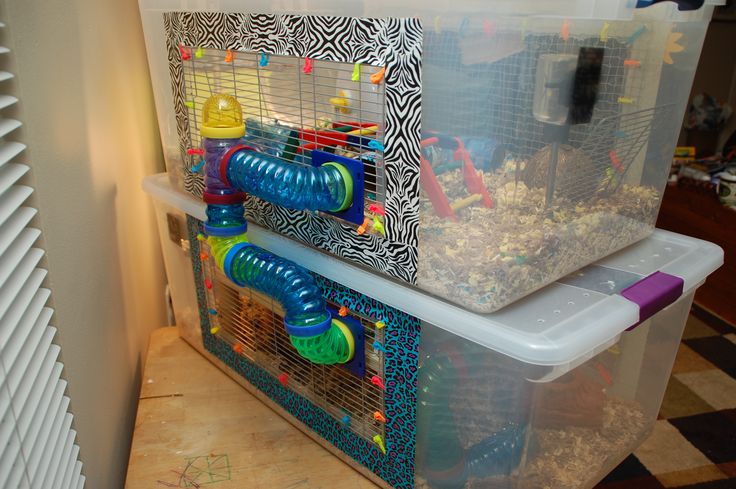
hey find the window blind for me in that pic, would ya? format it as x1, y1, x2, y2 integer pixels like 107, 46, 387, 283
0, 20, 85, 489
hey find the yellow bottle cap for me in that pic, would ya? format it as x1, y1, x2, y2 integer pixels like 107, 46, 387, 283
201, 94, 245, 139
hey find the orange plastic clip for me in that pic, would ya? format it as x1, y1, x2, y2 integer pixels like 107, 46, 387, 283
373, 411, 387, 423
225, 49, 234, 63
232, 344, 243, 354
370, 67, 386, 85
338, 306, 348, 317
199, 252, 209, 261
624, 59, 641, 67
356, 218, 370, 235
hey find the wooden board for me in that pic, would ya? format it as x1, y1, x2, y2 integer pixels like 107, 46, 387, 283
125, 327, 381, 489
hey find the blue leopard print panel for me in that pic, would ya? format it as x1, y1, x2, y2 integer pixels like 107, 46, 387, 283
187, 216, 420, 489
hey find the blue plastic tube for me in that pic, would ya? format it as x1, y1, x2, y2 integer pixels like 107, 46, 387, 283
223, 148, 353, 213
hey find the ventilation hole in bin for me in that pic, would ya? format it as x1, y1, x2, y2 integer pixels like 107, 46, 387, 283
553, 309, 561, 314
537, 318, 546, 323
568, 301, 575, 305
582, 292, 590, 297
653, 253, 660, 258
639, 259, 646, 263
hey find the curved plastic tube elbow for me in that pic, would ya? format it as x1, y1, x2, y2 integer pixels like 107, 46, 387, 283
222, 147, 353, 213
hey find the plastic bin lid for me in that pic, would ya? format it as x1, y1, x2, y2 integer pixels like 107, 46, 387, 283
143, 173, 723, 367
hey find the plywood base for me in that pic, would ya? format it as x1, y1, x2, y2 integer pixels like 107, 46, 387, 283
125, 327, 383, 489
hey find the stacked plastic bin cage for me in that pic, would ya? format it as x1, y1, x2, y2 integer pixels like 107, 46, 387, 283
140, 1, 725, 488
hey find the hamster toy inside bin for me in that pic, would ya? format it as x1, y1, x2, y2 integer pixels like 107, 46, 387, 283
144, 173, 723, 489
140, 0, 723, 312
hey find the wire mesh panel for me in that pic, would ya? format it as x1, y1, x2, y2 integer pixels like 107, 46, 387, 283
181, 48, 387, 231
204, 263, 386, 444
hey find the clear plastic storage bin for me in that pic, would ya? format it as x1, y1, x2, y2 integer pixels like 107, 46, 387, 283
144, 174, 722, 489
140, 0, 722, 312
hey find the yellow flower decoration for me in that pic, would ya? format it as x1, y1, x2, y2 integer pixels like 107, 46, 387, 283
664, 32, 684, 65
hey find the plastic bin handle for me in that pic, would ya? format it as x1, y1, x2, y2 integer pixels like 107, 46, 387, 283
635, 0, 705, 11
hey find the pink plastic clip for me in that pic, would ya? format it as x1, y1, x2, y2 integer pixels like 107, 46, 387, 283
278, 373, 289, 387
609, 150, 624, 172
371, 376, 385, 390
368, 204, 385, 216
187, 148, 205, 156
561, 19, 571, 41
178, 44, 191, 61
303, 57, 313, 74
483, 19, 495, 37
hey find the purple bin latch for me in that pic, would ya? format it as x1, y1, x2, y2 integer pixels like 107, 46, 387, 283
620, 271, 684, 330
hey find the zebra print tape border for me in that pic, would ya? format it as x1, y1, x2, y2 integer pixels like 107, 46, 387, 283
164, 12, 422, 284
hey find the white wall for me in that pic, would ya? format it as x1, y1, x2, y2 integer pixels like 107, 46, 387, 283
1, 0, 167, 487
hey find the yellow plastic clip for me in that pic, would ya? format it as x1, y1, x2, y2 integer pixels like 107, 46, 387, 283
210, 326, 220, 335
521, 18, 528, 41
373, 435, 387, 455
196, 233, 206, 242
664, 32, 685, 65
618, 96, 635, 105
195, 46, 204, 58
375, 320, 385, 329
351, 63, 361, 82
599, 22, 610, 43
372, 216, 385, 236
561, 19, 571, 41
370, 67, 386, 85
185, 101, 194, 109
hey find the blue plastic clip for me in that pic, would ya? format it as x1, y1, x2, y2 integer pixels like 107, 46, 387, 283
368, 140, 384, 152
372, 340, 386, 353
191, 159, 205, 173
341, 415, 351, 427
208, 308, 218, 316
259, 52, 269, 67
613, 130, 631, 138
459, 17, 470, 37
627, 25, 646, 45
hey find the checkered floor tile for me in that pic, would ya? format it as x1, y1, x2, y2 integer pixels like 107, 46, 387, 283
595, 308, 736, 489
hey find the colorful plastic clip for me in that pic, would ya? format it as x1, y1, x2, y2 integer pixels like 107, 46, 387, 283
664, 32, 685, 65
210, 326, 220, 335
373, 411, 387, 423
232, 343, 243, 354
199, 251, 209, 261
225, 49, 234, 63
624, 59, 641, 67
371, 375, 385, 390
178, 44, 191, 61
459, 17, 470, 37
596, 362, 613, 386
613, 130, 630, 139
303, 57, 313, 74
368, 204, 385, 216
370, 67, 386, 85
204, 278, 213, 290
375, 320, 385, 329
187, 148, 205, 156
341, 415, 351, 427
184, 101, 194, 109
617, 97, 635, 105
356, 218, 370, 236
372, 216, 385, 236
191, 160, 205, 173
627, 25, 646, 45
561, 19, 571, 41
609, 150, 624, 172
521, 18, 528, 40
483, 19, 495, 37
278, 373, 289, 387
434, 16, 441, 34
259, 52, 269, 67
372, 341, 387, 353
373, 435, 387, 455
351, 62, 361, 82
195, 46, 204, 59
196, 233, 206, 242
208, 308, 218, 316
338, 305, 348, 317
599, 22, 610, 42
368, 140, 384, 152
